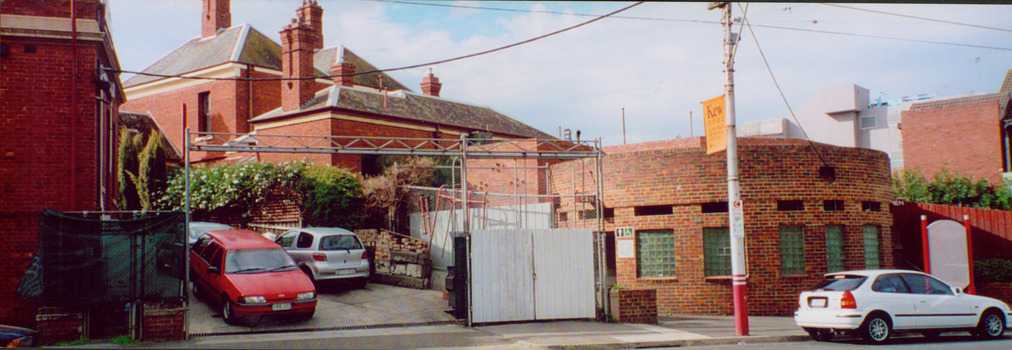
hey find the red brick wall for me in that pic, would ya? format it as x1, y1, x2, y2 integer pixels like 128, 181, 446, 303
902, 98, 1005, 184
552, 137, 894, 316
609, 288, 657, 324
978, 283, 1012, 306
142, 305, 185, 341
2, 0, 120, 328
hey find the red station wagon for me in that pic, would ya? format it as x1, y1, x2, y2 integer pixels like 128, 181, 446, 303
190, 229, 317, 324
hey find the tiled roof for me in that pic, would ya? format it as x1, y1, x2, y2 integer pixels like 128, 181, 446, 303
119, 111, 183, 160
124, 24, 281, 87
908, 93, 1001, 111
251, 86, 554, 139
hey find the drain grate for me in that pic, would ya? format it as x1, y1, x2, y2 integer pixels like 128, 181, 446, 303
189, 320, 459, 338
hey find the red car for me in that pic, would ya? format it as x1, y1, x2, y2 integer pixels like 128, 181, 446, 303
190, 229, 317, 324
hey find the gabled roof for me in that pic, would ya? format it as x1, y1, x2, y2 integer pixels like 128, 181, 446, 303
125, 24, 281, 87
251, 86, 554, 139
124, 26, 409, 92
119, 111, 183, 161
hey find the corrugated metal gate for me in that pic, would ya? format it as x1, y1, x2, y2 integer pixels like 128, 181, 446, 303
470, 228, 595, 323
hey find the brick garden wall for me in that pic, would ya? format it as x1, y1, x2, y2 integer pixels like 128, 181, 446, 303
356, 229, 432, 289
551, 137, 894, 316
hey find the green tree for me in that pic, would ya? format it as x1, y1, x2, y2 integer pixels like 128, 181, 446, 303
300, 164, 363, 228
116, 129, 144, 210
893, 167, 1010, 210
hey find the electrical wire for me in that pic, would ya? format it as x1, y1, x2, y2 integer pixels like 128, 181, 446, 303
821, 3, 1012, 33
375, 0, 1012, 52
736, 3, 829, 168
109, 2, 643, 82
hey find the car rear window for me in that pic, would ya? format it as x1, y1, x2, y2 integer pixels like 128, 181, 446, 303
808, 275, 867, 291
320, 235, 363, 250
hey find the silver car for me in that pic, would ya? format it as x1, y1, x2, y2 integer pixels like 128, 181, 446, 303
275, 227, 370, 288
188, 221, 233, 245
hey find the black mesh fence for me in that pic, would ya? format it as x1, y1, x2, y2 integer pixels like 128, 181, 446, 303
17, 208, 186, 306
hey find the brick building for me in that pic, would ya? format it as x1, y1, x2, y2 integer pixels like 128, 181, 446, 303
551, 137, 894, 316
901, 70, 1012, 185
1, 0, 125, 327
121, 0, 553, 171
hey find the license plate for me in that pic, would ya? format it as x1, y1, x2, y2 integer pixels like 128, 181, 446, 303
809, 298, 827, 308
337, 268, 355, 275
272, 303, 291, 311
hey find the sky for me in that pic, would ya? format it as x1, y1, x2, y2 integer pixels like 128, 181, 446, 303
105, 1, 1012, 147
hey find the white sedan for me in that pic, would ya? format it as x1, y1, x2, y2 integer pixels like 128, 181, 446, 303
794, 269, 1010, 343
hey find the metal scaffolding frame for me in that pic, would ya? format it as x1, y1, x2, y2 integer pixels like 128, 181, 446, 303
182, 129, 607, 328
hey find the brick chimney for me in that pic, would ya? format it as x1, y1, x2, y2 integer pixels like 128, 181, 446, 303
421, 70, 442, 97
331, 62, 356, 87
297, 1, 324, 50
280, 17, 320, 112
202, 0, 231, 38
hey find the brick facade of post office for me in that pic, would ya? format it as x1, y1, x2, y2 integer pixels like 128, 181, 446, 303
551, 137, 894, 316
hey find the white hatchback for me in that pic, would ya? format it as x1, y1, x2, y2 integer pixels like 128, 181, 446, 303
794, 269, 1010, 343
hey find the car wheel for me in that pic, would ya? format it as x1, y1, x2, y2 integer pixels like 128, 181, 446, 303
222, 296, 238, 325
191, 281, 201, 300
977, 310, 1005, 339
921, 331, 941, 339
805, 328, 834, 342
861, 313, 891, 344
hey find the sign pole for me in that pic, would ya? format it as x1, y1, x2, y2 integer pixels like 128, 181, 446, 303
711, 1, 749, 336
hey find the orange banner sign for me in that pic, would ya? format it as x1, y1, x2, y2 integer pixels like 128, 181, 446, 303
702, 95, 727, 155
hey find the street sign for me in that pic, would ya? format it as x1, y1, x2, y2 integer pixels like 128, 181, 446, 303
731, 200, 744, 238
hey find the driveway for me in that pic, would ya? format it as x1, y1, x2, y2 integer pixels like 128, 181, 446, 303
187, 281, 456, 336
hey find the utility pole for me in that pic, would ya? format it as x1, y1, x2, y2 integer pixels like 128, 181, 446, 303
709, 1, 749, 336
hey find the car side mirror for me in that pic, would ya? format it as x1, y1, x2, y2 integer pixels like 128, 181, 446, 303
954, 287, 962, 295
207, 266, 220, 275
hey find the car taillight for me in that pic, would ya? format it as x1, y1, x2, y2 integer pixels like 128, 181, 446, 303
313, 253, 327, 261
361, 250, 369, 260
840, 291, 857, 309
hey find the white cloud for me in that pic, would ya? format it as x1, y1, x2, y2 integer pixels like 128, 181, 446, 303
108, 1, 1012, 146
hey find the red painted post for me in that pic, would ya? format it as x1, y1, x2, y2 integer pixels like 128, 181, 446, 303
964, 215, 976, 295
921, 215, 930, 274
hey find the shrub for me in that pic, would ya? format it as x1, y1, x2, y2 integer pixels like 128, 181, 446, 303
974, 259, 1012, 283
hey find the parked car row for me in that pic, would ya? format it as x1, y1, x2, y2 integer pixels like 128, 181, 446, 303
795, 269, 1010, 344
188, 223, 370, 325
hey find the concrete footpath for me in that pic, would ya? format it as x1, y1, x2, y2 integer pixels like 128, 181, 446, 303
99, 315, 811, 349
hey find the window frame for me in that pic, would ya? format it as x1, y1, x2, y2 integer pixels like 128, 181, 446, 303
636, 229, 677, 278
198, 91, 211, 132
863, 225, 881, 269
825, 225, 845, 273
780, 225, 806, 275
703, 227, 731, 276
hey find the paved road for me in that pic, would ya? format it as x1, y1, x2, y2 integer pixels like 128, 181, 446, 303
687, 334, 1012, 350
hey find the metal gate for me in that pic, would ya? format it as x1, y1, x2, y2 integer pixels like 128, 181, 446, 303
470, 228, 595, 323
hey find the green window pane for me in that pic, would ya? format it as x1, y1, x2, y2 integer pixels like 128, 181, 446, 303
703, 227, 731, 276
864, 225, 880, 269
637, 230, 676, 278
825, 225, 845, 272
780, 226, 805, 275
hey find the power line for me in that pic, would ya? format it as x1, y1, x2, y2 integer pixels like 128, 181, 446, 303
821, 3, 1012, 33
111, 2, 643, 82
375, 0, 1012, 51
736, 3, 829, 168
